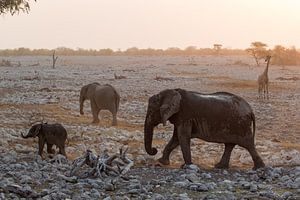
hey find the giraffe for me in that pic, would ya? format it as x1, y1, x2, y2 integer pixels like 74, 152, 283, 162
257, 55, 271, 99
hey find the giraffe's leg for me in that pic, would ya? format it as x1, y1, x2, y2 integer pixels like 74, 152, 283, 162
266, 83, 269, 99
258, 84, 262, 99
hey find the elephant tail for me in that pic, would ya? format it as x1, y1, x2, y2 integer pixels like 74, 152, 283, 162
251, 112, 256, 137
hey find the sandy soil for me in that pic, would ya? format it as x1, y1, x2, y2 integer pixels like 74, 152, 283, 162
0, 55, 299, 169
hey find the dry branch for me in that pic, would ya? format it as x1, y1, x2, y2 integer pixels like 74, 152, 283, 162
52, 50, 58, 69
69, 147, 133, 179
154, 75, 174, 81
114, 73, 127, 79
29, 62, 40, 67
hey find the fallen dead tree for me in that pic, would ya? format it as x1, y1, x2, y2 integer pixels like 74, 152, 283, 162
154, 75, 174, 81
69, 147, 134, 179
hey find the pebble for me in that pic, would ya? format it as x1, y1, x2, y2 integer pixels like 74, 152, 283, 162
104, 182, 115, 191
178, 193, 192, 200
281, 191, 293, 200
201, 172, 212, 179
20, 175, 33, 184
185, 173, 199, 183
0, 129, 299, 200
152, 193, 165, 200
292, 177, 300, 189
259, 190, 278, 199
249, 183, 258, 192
174, 181, 189, 188
240, 180, 251, 189
188, 183, 209, 192
183, 164, 200, 172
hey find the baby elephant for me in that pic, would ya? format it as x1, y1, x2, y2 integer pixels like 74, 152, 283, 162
22, 123, 67, 158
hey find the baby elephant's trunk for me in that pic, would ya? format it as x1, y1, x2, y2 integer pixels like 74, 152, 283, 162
21, 132, 29, 138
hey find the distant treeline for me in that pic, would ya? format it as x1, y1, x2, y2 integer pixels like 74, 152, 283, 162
0, 47, 246, 56
1, 45, 300, 66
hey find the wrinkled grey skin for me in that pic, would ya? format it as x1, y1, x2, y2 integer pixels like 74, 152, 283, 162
22, 123, 67, 157
80, 82, 120, 126
144, 88, 265, 170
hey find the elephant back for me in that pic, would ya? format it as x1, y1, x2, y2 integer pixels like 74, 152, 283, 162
94, 84, 120, 110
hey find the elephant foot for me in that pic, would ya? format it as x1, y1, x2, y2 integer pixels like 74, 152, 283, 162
47, 149, 55, 154
48, 154, 54, 159
253, 161, 266, 170
158, 157, 170, 165
92, 119, 100, 124
181, 164, 200, 172
214, 162, 229, 169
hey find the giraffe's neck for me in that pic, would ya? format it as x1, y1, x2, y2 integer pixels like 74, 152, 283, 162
264, 58, 270, 75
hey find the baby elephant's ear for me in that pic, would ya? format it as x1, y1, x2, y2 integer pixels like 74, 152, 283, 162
33, 124, 42, 137
160, 90, 181, 126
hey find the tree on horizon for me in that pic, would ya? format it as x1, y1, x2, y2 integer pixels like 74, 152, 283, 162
246, 42, 268, 66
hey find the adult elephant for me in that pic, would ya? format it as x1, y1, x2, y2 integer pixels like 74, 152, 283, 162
80, 82, 120, 126
144, 88, 265, 170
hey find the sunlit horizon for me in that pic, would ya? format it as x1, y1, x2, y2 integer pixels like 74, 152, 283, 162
1, 0, 300, 50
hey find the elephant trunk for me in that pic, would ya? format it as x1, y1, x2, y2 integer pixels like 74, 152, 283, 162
144, 116, 158, 155
21, 132, 30, 138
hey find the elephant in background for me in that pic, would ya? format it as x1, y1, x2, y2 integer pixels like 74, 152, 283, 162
144, 88, 265, 170
21, 123, 67, 157
80, 82, 120, 126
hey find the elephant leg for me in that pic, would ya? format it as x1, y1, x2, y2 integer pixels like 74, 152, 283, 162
109, 108, 117, 126
246, 145, 265, 170
38, 138, 45, 157
112, 113, 117, 126
108, 106, 118, 126
91, 100, 100, 123
47, 143, 55, 154
158, 129, 179, 165
177, 124, 192, 165
215, 143, 235, 169
58, 145, 67, 158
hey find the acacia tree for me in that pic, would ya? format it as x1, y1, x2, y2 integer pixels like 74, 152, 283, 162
272, 45, 286, 67
0, 0, 35, 15
246, 42, 268, 66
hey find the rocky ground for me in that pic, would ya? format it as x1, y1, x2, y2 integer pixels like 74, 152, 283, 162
0, 55, 299, 199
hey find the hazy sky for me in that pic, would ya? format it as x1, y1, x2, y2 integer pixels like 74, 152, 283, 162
1, 0, 300, 50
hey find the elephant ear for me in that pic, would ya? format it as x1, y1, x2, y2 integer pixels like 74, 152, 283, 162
160, 90, 181, 126
33, 124, 42, 137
